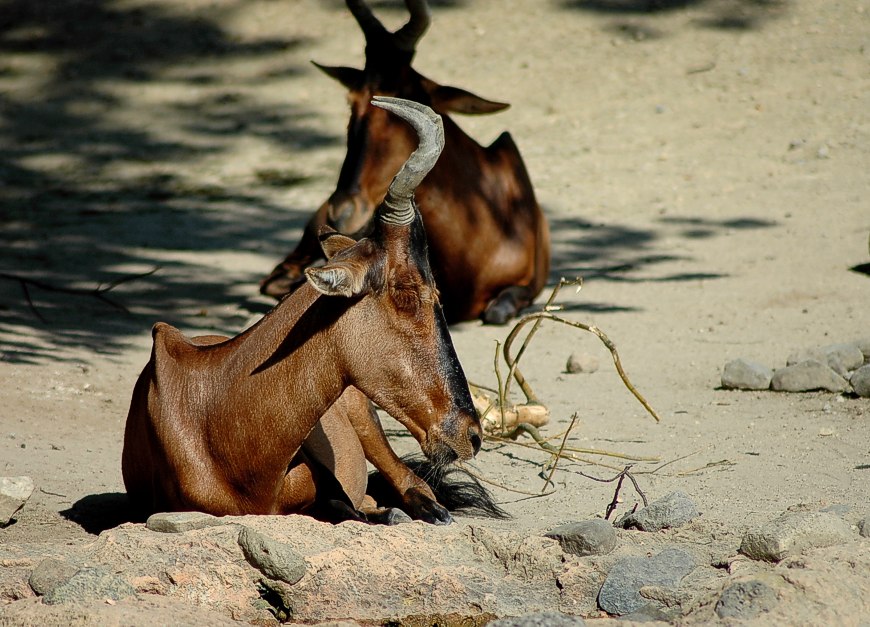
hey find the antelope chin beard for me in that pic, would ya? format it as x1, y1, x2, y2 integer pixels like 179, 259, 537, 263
422, 438, 460, 468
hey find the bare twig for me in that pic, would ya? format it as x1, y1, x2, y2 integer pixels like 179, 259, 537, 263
492, 341, 507, 432
505, 277, 582, 403
604, 472, 627, 520
0, 268, 159, 321
495, 422, 659, 462
541, 412, 578, 493
458, 462, 556, 498
502, 312, 661, 423
570, 465, 649, 520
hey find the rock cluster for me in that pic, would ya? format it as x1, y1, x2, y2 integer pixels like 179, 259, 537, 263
721, 339, 870, 396
1, 497, 867, 625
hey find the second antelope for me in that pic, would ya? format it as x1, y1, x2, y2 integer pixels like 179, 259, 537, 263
260, 0, 550, 325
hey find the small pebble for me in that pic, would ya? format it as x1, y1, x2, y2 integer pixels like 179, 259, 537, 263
238, 526, 307, 585
146, 511, 225, 533
853, 337, 870, 361
616, 491, 699, 532
545, 519, 617, 557
29, 558, 79, 596
598, 548, 696, 616
566, 353, 599, 374
850, 365, 870, 398
1, 476, 35, 526
721, 358, 773, 390
739, 511, 853, 562
43, 567, 136, 605
715, 579, 778, 619
771, 360, 849, 393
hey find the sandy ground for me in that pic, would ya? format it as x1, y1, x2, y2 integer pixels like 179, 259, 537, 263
1, 0, 868, 621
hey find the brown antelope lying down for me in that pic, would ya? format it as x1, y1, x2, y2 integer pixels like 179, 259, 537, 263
260, 0, 550, 325
122, 98, 503, 524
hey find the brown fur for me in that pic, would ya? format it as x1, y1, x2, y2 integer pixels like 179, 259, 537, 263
260, 0, 550, 325
123, 216, 482, 520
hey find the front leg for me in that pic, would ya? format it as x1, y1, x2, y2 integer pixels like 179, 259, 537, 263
482, 285, 535, 325
341, 388, 452, 525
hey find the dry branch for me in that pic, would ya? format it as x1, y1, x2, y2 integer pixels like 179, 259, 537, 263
502, 310, 661, 423
469, 278, 664, 508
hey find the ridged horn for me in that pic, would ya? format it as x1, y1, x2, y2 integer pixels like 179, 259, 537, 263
394, 0, 431, 51
346, 0, 430, 52
371, 96, 444, 226
346, 0, 388, 43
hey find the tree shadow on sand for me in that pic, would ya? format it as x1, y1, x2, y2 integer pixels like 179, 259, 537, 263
558, 0, 789, 36
0, 0, 339, 364
547, 213, 778, 313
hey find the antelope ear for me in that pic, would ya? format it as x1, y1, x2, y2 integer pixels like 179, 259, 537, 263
305, 261, 367, 297
317, 226, 357, 259
425, 81, 510, 115
312, 61, 366, 91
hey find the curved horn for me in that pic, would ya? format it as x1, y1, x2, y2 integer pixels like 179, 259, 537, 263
346, 0, 388, 43
393, 0, 431, 51
371, 96, 444, 226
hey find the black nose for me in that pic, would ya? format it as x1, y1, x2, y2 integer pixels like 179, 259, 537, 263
468, 427, 482, 456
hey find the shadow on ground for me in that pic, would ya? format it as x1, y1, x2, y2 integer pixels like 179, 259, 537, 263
0, 1, 784, 364
547, 213, 778, 312
0, 0, 339, 364
558, 0, 789, 35
61, 493, 139, 535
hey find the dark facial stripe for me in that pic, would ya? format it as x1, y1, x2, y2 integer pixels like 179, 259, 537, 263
334, 111, 370, 195
433, 303, 477, 428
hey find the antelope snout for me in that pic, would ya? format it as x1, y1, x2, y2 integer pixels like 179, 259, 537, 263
468, 423, 483, 457
425, 414, 483, 463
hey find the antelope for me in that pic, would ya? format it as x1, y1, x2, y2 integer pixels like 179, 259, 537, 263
122, 98, 489, 524
260, 0, 550, 325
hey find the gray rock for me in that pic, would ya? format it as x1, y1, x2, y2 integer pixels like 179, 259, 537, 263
721, 358, 773, 390
850, 365, 870, 398
616, 491, 699, 532
0, 475, 35, 525
488, 611, 586, 627
146, 511, 226, 533
853, 337, 870, 361
858, 516, 869, 538
238, 526, 306, 585
29, 558, 79, 596
597, 548, 696, 616
545, 519, 617, 556
820, 503, 851, 517
771, 360, 850, 393
787, 344, 864, 377
43, 567, 136, 605
715, 579, 778, 619
566, 353, 599, 374
739, 511, 853, 562
821, 343, 865, 375
786, 348, 822, 367
618, 604, 673, 622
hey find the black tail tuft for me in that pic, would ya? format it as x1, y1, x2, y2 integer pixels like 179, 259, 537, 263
368, 455, 510, 520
